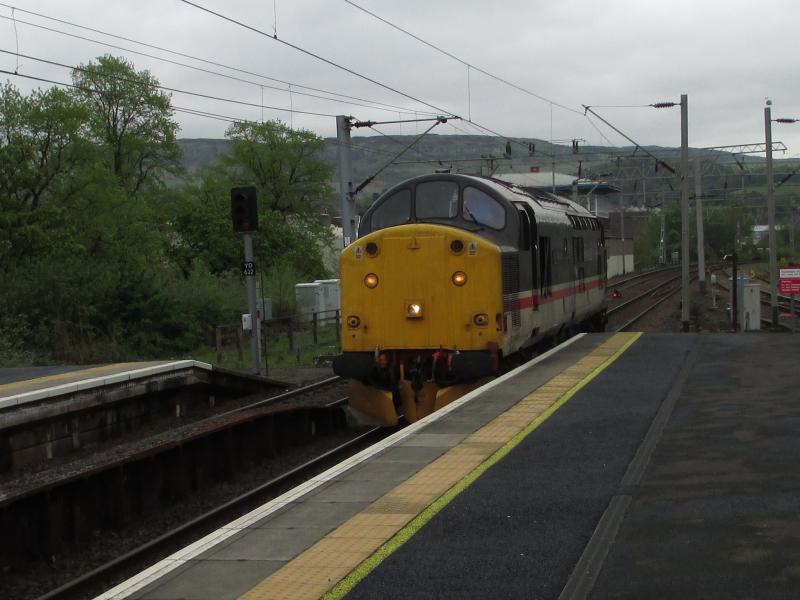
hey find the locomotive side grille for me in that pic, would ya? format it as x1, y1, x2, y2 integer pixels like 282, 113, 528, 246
502, 252, 521, 329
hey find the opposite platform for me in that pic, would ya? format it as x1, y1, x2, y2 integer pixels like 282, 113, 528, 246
0, 361, 211, 410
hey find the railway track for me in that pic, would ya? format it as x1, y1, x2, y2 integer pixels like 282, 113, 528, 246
2, 375, 371, 600
34, 424, 389, 600
607, 268, 693, 332
608, 265, 680, 289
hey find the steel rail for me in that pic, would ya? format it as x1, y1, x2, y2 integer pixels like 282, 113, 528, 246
228, 375, 342, 414
608, 274, 683, 316
608, 265, 680, 289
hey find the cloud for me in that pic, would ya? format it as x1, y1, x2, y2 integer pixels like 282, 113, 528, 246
1, 0, 798, 154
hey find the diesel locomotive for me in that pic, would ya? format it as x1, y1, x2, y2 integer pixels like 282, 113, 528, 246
332, 173, 607, 426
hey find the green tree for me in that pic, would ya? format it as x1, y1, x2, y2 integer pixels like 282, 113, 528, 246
71, 55, 181, 197
223, 120, 333, 216
0, 83, 95, 293
170, 120, 335, 297
0, 83, 91, 210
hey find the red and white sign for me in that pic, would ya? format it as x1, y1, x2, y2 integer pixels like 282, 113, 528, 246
779, 266, 800, 295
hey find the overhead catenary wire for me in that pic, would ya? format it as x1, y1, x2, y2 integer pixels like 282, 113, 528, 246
584, 113, 617, 148
0, 64, 637, 174
11, 6, 18, 72
0, 67, 347, 127
1, 63, 451, 161
0, 50, 341, 119
0, 7, 436, 116
365, 124, 444, 164
461, 119, 556, 159
342, 0, 583, 117
177, 0, 458, 118
175, 0, 589, 175
345, 0, 633, 163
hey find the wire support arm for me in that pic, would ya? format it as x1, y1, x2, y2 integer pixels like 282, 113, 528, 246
353, 120, 443, 194
353, 115, 453, 128
583, 105, 677, 174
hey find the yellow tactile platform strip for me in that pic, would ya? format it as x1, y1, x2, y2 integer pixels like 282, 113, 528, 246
239, 332, 641, 600
0, 362, 147, 396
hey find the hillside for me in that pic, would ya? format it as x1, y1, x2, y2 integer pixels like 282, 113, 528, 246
177, 136, 799, 212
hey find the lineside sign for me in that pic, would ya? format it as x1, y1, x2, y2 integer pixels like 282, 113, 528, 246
779, 266, 800, 294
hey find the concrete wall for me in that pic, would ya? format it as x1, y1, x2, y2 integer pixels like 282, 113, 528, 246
607, 255, 635, 279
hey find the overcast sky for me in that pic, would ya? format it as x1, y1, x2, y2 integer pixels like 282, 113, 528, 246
3, 0, 800, 158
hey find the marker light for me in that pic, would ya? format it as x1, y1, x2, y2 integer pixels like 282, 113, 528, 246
346, 315, 361, 328
364, 273, 379, 288
450, 239, 464, 254
365, 242, 379, 256
452, 271, 467, 286
473, 313, 489, 326
611, 289, 621, 300
406, 302, 424, 318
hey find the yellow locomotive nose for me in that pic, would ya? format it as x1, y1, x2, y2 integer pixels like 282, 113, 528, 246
339, 223, 502, 353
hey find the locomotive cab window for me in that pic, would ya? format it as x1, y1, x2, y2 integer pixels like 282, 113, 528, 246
463, 187, 506, 230
371, 188, 411, 230
415, 181, 459, 219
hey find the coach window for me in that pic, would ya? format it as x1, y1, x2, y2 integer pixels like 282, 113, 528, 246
371, 188, 411, 230
415, 181, 459, 219
517, 208, 531, 249
463, 186, 506, 229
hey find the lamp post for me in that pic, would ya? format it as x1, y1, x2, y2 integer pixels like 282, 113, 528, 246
680, 94, 690, 332
585, 98, 690, 329
765, 105, 797, 327
650, 96, 690, 330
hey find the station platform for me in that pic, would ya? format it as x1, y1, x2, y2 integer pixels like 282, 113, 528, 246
96, 332, 800, 600
0, 361, 196, 408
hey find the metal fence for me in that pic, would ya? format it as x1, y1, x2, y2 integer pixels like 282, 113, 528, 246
214, 309, 341, 372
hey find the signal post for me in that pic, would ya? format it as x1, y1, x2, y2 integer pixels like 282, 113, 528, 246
231, 186, 261, 373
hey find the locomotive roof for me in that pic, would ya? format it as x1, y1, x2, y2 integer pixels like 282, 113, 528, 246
359, 173, 597, 238
369, 173, 591, 213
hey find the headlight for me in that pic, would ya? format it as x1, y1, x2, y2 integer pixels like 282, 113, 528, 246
452, 271, 467, 286
406, 302, 423, 318
364, 273, 379, 288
